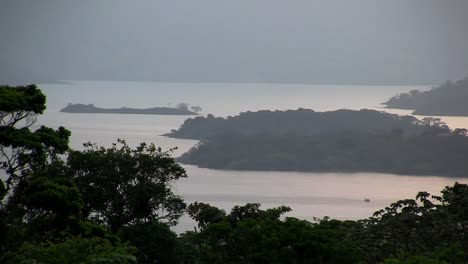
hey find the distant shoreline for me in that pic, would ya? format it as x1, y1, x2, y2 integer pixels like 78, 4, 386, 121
60, 103, 199, 116
383, 77, 468, 117
383, 105, 468, 117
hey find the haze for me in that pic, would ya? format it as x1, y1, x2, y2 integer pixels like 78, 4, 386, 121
1, 0, 468, 85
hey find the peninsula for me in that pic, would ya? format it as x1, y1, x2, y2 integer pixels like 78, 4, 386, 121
60, 103, 199, 115
168, 109, 468, 177
383, 77, 468, 116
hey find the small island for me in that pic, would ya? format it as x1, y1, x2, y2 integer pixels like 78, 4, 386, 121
60, 103, 200, 116
167, 109, 468, 177
383, 77, 468, 116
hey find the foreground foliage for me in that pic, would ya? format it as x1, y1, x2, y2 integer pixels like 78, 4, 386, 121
6, 237, 136, 264
2, 85, 468, 263
0, 85, 185, 263
180, 203, 363, 264
67, 140, 187, 232
353, 183, 468, 263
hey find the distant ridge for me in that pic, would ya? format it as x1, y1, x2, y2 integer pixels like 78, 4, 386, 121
383, 77, 468, 116
60, 103, 198, 116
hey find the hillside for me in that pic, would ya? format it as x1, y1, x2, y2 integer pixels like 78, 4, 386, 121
384, 77, 468, 116
166, 109, 444, 139
165, 109, 468, 177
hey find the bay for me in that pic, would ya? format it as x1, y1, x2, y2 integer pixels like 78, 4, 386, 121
36, 80, 468, 232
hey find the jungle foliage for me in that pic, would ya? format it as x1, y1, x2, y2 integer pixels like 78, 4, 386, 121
1, 85, 467, 263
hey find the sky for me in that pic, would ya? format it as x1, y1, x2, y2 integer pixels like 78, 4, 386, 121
1, 0, 468, 85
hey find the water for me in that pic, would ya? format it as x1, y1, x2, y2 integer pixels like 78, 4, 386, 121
36, 80, 468, 232
39, 80, 425, 115
38, 112, 198, 157
174, 166, 466, 232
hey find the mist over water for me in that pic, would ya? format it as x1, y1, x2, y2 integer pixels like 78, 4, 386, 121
37, 81, 468, 232
41, 80, 424, 114
40, 80, 468, 128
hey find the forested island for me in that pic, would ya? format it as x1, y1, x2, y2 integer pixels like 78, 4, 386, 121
168, 109, 468, 177
2, 85, 468, 263
165, 109, 443, 139
384, 77, 468, 116
60, 103, 200, 115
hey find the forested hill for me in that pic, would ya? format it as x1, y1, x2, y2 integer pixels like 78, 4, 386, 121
178, 130, 468, 177
169, 109, 468, 177
384, 77, 468, 116
166, 109, 446, 139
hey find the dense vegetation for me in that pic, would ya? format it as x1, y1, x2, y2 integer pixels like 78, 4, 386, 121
384, 77, 468, 116
178, 129, 468, 176
169, 108, 468, 176
2, 85, 468, 263
165, 109, 443, 139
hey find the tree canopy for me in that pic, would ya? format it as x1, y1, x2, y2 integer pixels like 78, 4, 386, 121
168, 107, 468, 177
166, 109, 444, 140
2, 85, 468, 263
67, 140, 187, 233
0, 85, 186, 263
0, 85, 70, 194
384, 77, 468, 116
178, 128, 468, 177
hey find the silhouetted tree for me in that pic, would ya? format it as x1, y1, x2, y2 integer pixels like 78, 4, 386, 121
67, 140, 187, 233
0, 85, 70, 194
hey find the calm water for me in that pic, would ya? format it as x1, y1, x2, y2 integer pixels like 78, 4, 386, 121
37, 80, 468, 232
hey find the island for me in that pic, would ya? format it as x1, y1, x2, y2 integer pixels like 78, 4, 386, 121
383, 77, 468, 116
167, 109, 468, 177
165, 108, 445, 139
60, 103, 200, 115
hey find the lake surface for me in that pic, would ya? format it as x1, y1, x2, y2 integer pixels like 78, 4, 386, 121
37, 80, 468, 232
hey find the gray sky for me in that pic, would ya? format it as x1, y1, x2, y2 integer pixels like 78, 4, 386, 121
1, 0, 468, 85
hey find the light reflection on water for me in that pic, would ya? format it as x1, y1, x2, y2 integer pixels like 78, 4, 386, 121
172, 165, 467, 232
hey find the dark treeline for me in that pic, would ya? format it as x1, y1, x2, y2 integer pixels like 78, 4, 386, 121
169, 108, 468, 177
2, 85, 468, 264
178, 130, 468, 177
180, 184, 468, 264
166, 109, 444, 139
384, 77, 468, 116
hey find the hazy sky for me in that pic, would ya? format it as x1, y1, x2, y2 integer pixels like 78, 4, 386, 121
1, 0, 468, 85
